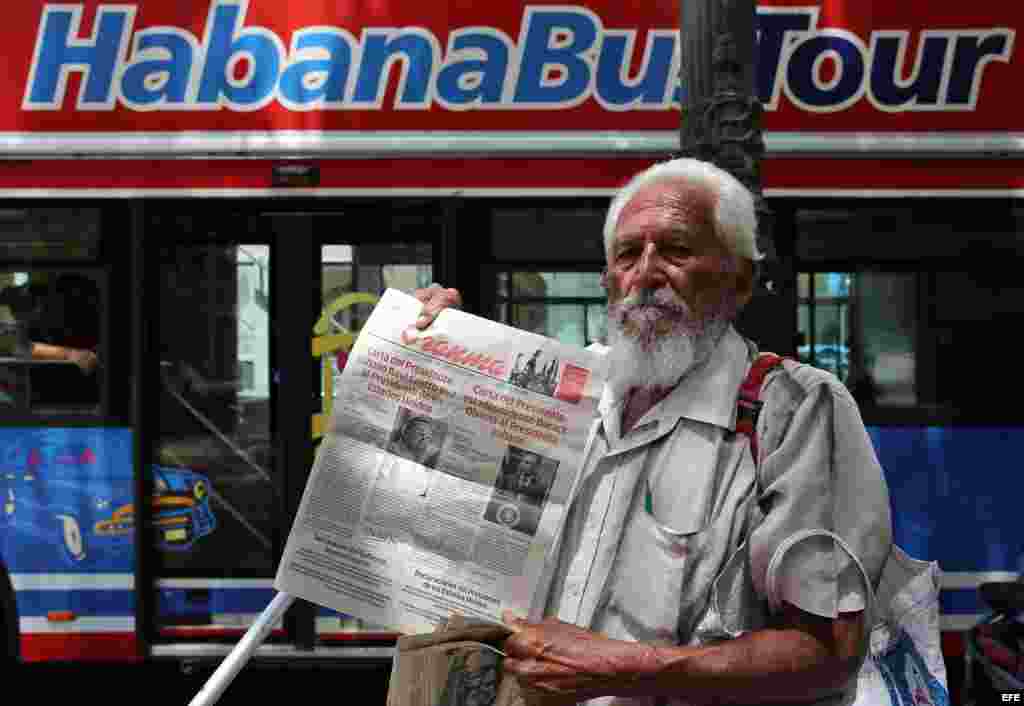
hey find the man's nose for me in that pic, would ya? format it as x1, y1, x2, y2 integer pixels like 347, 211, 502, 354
635, 242, 666, 285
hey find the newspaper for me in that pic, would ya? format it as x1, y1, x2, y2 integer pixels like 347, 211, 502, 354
275, 288, 606, 634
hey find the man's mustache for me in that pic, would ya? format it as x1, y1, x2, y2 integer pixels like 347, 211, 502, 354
620, 287, 687, 312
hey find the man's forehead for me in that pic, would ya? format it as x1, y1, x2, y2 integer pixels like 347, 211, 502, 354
616, 178, 715, 232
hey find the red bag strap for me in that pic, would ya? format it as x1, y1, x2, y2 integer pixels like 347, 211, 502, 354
735, 352, 786, 462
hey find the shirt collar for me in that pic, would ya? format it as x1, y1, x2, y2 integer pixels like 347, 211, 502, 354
597, 325, 754, 433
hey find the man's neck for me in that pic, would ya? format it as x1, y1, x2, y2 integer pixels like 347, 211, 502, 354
621, 384, 674, 434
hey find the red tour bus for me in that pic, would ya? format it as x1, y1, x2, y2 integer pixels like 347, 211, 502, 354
0, 0, 1020, 685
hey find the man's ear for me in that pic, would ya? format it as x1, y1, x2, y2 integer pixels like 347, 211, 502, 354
734, 259, 756, 310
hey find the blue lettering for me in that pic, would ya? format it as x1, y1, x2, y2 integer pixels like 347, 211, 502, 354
26, 7, 132, 108
436, 32, 508, 106
279, 30, 353, 107
514, 9, 597, 104
869, 34, 947, 109
946, 32, 1013, 106
595, 32, 675, 107
121, 32, 195, 107
19, 4, 1016, 115
197, 3, 281, 107
756, 10, 814, 106
353, 31, 435, 105
786, 34, 865, 110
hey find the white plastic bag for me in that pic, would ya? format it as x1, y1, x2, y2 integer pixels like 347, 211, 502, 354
856, 545, 950, 706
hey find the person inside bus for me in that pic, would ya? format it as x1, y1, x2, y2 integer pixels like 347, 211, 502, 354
0, 281, 98, 406
412, 157, 893, 706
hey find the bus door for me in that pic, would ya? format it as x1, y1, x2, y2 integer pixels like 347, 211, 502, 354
144, 201, 440, 656
145, 207, 279, 649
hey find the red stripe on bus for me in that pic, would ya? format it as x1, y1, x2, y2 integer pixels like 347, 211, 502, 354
20, 633, 143, 662
0, 158, 1022, 192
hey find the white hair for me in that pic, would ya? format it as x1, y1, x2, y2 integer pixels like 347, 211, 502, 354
602, 158, 765, 263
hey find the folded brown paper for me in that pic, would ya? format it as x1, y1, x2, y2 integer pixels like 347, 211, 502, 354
386, 615, 524, 706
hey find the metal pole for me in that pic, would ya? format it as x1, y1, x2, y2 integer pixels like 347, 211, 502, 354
678, 0, 796, 355
679, 0, 769, 253
187, 591, 296, 706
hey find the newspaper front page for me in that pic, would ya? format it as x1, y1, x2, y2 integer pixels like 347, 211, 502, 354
275, 288, 606, 634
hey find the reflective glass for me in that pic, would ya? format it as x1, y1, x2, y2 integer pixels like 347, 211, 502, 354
319, 244, 432, 412
814, 272, 850, 298
797, 273, 810, 300
154, 244, 276, 581
544, 304, 586, 345
855, 272, 916, 407
798, 271, 916, 408
797, 303, 810, 363
812, 302, 849, 380
499, 271, 606, 346
587, 303, 608, 346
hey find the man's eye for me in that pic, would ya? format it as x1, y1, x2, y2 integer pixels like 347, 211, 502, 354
662, 245, 692, 259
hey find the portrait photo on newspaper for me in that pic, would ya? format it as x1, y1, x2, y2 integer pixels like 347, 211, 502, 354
482, 445, 558, 537
386, 406, 447, 470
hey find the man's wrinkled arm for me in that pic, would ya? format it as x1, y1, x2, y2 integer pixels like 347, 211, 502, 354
647, 603, 866, 704
504, 604, 864, 705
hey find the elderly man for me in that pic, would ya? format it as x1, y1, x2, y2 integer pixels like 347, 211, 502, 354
414, 158, 892, 706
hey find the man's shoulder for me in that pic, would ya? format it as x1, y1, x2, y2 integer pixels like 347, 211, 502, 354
755, 358, 864, 460
764, 357, 856, 409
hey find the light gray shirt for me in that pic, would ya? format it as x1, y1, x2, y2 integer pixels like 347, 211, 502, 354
539, 326, 893, 706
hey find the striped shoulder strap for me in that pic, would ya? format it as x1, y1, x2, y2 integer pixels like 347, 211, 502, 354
735, 352, 786, 462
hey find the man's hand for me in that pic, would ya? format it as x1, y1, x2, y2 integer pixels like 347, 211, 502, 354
413, 284, 462, 329
501, 612, 661, 705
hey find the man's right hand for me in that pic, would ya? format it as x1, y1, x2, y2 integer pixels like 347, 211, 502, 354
414, 284, 462, 329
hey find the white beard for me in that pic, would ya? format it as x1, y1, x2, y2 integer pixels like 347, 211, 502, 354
605, 286, 731, 400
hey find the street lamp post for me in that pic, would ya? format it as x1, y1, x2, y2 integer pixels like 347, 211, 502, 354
678, 0, 796, 355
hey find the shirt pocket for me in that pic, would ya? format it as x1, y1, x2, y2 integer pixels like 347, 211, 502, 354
606, 507, 709, 644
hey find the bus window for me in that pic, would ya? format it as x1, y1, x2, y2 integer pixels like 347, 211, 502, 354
319, 241, 433, 415
0, 269, 104, 415
0, 209, 105, 417
496, 271, 606, 347
236, 246, 270, 403
153, 241, 275, 582
797, 271, 917, 409
795, 203, 1024, 419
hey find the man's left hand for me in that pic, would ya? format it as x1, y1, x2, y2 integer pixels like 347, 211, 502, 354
502, 612, 659, 705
